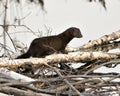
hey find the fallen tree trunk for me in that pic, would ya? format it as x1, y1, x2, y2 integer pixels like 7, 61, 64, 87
66, 40, 120, 52
0, 52, 119, 68
0, 68, 35, 82
79, 30, 120, 49
0, 93, 8, 96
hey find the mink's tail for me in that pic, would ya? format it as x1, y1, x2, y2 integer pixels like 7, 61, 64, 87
16, 52, 30, 59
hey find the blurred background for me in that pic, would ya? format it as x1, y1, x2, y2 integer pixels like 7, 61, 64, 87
0, 0, 120, 54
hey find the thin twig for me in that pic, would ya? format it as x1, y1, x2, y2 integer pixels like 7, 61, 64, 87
43, 63, 83, 96
84, 60, 120, 75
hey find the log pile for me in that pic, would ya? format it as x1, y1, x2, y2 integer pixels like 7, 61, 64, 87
0, 30, 120, 96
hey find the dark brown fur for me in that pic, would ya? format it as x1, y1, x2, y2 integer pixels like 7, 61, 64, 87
16, 27, 82, 59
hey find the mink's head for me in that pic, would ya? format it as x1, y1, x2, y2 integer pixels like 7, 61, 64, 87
68, 27, 83, 38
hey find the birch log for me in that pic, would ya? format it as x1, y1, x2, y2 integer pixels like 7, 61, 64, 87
0, 93, 8, 96
0, 52, 119, 68
66, 40, 120, 52
80, 30, 120, 49
0, 68, 35, 82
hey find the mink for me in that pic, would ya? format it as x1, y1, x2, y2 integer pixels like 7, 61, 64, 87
16, 27, 82, 59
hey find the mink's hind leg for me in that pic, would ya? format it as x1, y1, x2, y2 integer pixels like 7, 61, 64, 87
59, 49, 68, 54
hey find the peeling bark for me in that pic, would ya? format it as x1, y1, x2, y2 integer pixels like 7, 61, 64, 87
0, 52, 118, 68
0, 68, 35, 82
80, 30, 120, 49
